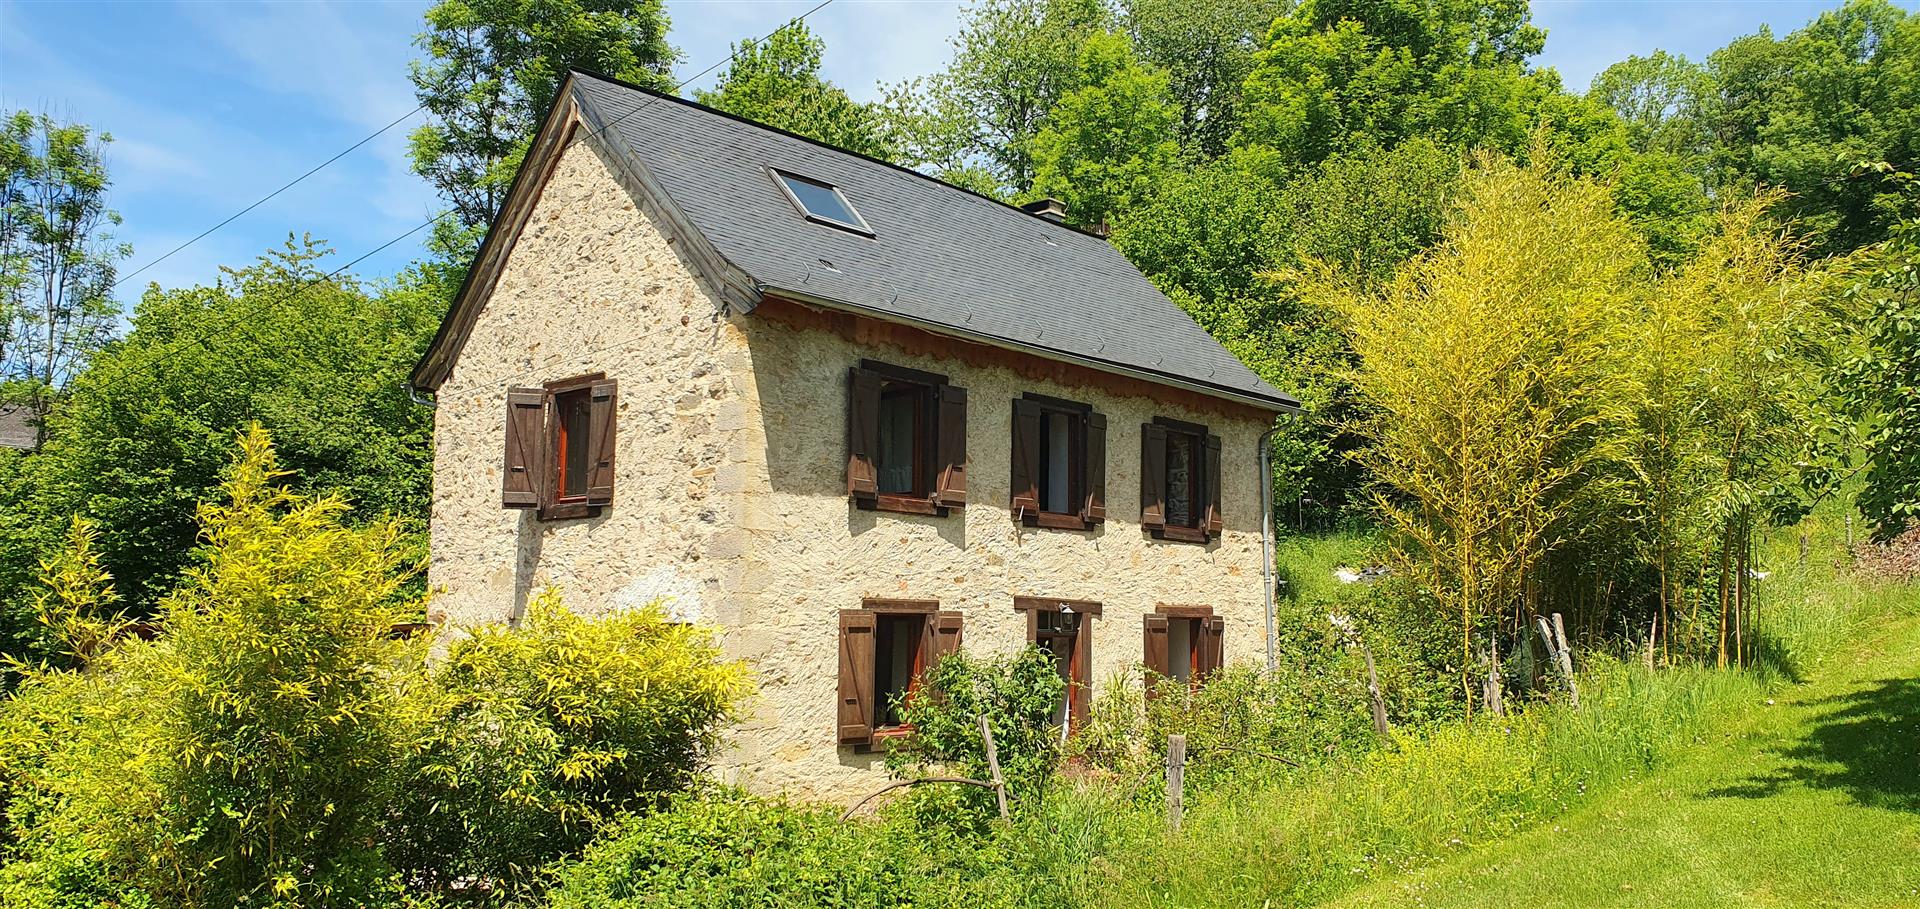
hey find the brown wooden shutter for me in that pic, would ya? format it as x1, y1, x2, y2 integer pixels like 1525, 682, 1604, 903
1083, 411, 1107, 524
1010, 398, 1042, 518
1142, 613, 1170, 684
503, 388, 547, 508
1204, 433, 1223, 537
1140, 423, 1168, 529
585, 379, 618, 505
838, 610, 877, 744
1070, 617, 1092, 732
1199, 615, 1225, 680
846, 367, 881, 502
926, 610, 964, 666
935, 385, 968, 507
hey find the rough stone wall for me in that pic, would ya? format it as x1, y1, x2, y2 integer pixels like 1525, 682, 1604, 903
721, 316, 1275, 800
428, 133, 1275, 803
427, 135, 757, 635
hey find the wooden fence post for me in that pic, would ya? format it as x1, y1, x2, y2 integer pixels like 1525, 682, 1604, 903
1361, 641, 1391, 739
1166, 733, 1187, 833
1550, 613, 1579, 709
978, 714, 1010, 821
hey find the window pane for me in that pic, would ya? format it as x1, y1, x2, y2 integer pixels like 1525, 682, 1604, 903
1041, 411, 1072, 514
875, 614, 923, 727
559, 391, 592, 499
1166, 432, 1196, 527
1166, 618, 1193, 683
779, 173, 864, 228
876, 384, 920, 495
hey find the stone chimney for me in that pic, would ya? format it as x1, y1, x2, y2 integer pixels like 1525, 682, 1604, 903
1019, 198, 1068, 223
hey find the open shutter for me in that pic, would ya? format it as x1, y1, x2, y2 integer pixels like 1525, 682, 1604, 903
1140, 423, 1168, 530
1010, 398, 1042, 518
503, 388, 547, 508
1199, 616, 1225, 680
1083, 411, 1107, 524
926, 611, 964, 667
838, 610, 877, 744
585, 380, 618, 505
846, 367, 881, 502
935, 385, 968, 507
1142, 613, 1170, 688
1070, 617, 1092, 732
1203, 433, 1223, 538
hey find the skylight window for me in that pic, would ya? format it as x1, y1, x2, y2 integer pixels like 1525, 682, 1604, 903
772, 169, 872, 235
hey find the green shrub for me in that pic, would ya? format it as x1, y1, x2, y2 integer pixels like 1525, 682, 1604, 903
886, 647, 1064, 810
386, 590, 751, 895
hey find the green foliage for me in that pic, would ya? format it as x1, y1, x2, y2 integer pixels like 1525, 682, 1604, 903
388, 589, 750, 893
887, 647, 1064, 806
1119, 0, 1287, 156
1028, 31, 1180, 228
693, 22, 895, 160
0, 239, 442, 617
11, 517, 127, 671
1846, 170, 1920, 539
410, 0, 676, 254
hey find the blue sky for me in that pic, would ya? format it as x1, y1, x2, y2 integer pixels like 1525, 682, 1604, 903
0, 0, 1910, 305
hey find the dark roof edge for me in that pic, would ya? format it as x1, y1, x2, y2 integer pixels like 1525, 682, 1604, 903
564, 67, 1115, 242
764, 284, 1302, 413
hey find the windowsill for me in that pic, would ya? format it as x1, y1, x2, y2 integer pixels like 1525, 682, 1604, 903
1027, 510, 1093, 531
538, 500, 602, 521
1151, 524, 1210, 544
858, 725, 916, 753
859, 493, 950, 517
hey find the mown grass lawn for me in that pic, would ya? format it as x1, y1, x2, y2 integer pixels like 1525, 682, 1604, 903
1330, 612, 1920, 909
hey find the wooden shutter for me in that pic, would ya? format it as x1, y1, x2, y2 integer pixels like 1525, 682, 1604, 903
935, 385, 968, 507
1010, 398, 1042, 518
1142, 613, 1170, 683
1083, 411, 1107, 524
1140, 423, 1168, 529
1199, 616, 1225, 680
1203, 433, 1223, 537
846, 367, 881, 502
925, 610, 964, 666
585, 379, 618, 505
1070, 617, 1092, 732
502, 388, 547, 508
838, 610, 877, 744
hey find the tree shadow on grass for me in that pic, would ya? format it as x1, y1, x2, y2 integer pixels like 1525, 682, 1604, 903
1707, 675, 1920, 813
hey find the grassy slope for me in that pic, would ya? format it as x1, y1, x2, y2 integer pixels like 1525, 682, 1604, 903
1331, 610, 1920, 909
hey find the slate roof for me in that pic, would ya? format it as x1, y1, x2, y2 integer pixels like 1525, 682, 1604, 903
415, 70, 1296, 411
0, 405, 36, 449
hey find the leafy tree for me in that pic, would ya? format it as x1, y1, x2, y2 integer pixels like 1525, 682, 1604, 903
693, 22, 895, 160
891, 0, 1111, 195
1028, 31, 1181, 228
1845, 166, 1920, 540
0, 239, 443, 618
1705, 0, 1920, 256
410, 0, 677, 256
0, 112, 129, 436
1120, 0, 1290, 156
1587, 51, 1716, 161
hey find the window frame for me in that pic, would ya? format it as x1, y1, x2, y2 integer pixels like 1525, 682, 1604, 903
838, 598, 962, 750
1014, 596, 1101, 734
1011, 393, 1106, 530
1142, 416, 1220, 544
540, 373, 607, 521
848, 359, 966, 517
769, 168, 875, 237
1142, 604, 1223, 693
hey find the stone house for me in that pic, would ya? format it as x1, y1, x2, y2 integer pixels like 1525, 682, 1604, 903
408, 70, 1300, 799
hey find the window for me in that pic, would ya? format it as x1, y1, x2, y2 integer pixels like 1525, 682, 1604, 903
1142, 606, 1223, 692
1016, 597, 1099, 735
847, 360, 967, 515
1011, 394, 1107, 529
1140, 417, 1221, 543
838, 599, 963, 747
772, 169, 873, 235
502, 373, 618, 520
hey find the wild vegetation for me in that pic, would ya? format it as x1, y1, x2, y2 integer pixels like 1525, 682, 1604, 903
2, 0, 1919, 905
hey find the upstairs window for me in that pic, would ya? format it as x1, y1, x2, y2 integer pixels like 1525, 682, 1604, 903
772, 169, 873, 235
1011, 394, 1106, 530
1140, 416, 1221, 543
847, 360, 967, 515
838, 599, 964, 748
502, 373, 618, 520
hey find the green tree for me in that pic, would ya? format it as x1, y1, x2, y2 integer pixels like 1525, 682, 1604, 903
693, 22, 894, 160
0, 112, 129, 436
410, 0, 677, 256
1028, 31, 1181, 228
1120, 0, 1291, 156
0, 239, 443, 617
1587, 51, 1716, 160
1844, 167, 1920, 540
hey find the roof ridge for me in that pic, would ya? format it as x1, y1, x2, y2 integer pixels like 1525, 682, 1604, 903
566, 67, 1113, 243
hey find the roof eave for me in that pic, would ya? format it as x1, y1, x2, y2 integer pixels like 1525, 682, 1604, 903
762, 284, 1301, 414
